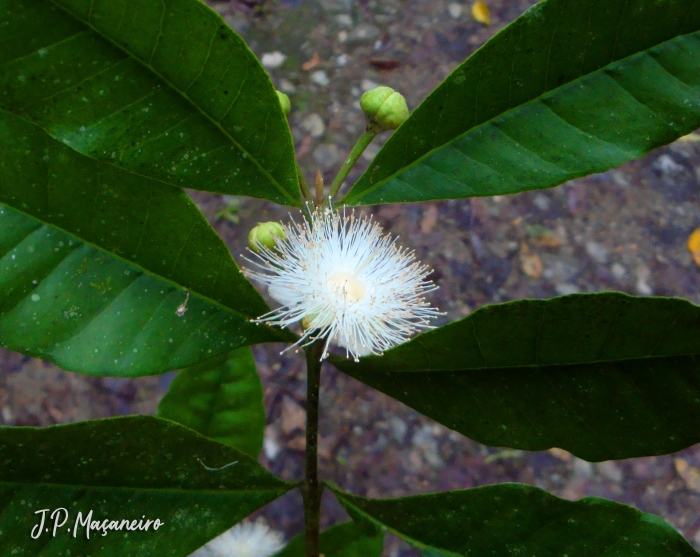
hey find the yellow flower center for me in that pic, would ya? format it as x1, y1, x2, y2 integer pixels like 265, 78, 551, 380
327, 272, 366, 304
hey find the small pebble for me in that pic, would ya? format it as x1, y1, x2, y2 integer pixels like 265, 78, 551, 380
653, 154, 684, 176
278, 79, 297, 94
585, 241, 608, 264
448, 3, 463, 18
311, 70, 330, 87
335, 13, 352, 26
555, 283, 581, 296
301, 113, 325, 138
361, 79, 379, 92
611, 263, 626, 279
261, 51, 286, 69
388, 416, 407, 443
263, 436, 281, 460
572, 457, 593, 479
533, 193, 551, 211
635, 265, 653, 295
347, 23, 381, 42
598, 461, 623, 483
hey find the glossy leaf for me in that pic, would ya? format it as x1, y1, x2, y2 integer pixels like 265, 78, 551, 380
0, 0, 299, 205
0, 112, 292, 377
157, 348, 265, 459
343, 0, 700, 205
330, 483, 699, 557
275, 522, 384, 557
332, 293, 700, 461
0, 415, 293, 557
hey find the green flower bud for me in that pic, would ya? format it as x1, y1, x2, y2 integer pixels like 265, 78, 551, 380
360, 86, 409, 131
248, 222, 286, 252
276, 90, 291, 115
360, 86, 394, 117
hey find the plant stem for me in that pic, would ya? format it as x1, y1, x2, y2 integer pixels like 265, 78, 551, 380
328, 129, 377, 201
303, 341, 324, 557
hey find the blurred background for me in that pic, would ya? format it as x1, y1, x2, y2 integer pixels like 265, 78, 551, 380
2, 0, 700, 554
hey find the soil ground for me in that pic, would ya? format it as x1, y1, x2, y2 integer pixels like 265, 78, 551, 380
2, 0, 700, 555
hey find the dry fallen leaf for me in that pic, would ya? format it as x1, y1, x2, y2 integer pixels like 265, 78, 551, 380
281, 396, 306, 435
677, 132, 700, 143
548, 447, 573, 462
420, 205, 439, 234
484, 449, 524, 464
534, 235, 563, 248
674, 458, 700, 493
525, 224, 563, 248
472, 1, 491, 25
46, 406, 63, 422
287, 436, 306, 451
686, 228, 700, 265
520, 245, 543, 279
302, 52, 320, 71
368, 57, 402, 71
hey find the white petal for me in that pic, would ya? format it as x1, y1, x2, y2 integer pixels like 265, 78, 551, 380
268, 283, 298, 306
336, 335, 374, 358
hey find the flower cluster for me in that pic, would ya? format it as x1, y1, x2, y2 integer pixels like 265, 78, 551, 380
244, 207, 440, 361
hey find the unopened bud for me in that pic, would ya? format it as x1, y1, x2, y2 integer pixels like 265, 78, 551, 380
360, 86, 409, 131
249, 222, 286, 252
276, 90, 291, 115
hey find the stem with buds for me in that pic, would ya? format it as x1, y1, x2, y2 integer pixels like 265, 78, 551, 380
300, 125, 383, 554
328, 129, 377, 201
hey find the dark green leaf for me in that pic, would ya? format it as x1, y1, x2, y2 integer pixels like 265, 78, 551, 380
157, 348, 265, 458
0, 111, 292, 377
0, 0, 299, 205
0, 415, 293, 557
330, 483, 699, 557
343, 0, 700, 205
275, 521, 384, 557
332, 293, 700, 461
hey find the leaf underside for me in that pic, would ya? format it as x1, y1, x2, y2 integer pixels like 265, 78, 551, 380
344, 0, 700, 205
330, 483, 699, 557
0, 416, 293, 557
157, 348, 266, 459
333, 293, 700, 461
0, 0, 299, 205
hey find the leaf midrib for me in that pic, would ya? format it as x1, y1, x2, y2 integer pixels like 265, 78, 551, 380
46, 0, 299, 206
0, 201, 291, 342
344, 28, 700, 203
340, 351, 700, 374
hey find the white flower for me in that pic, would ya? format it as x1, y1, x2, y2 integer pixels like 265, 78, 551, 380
190, 519, 285, 557
244, 207, 441, 361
